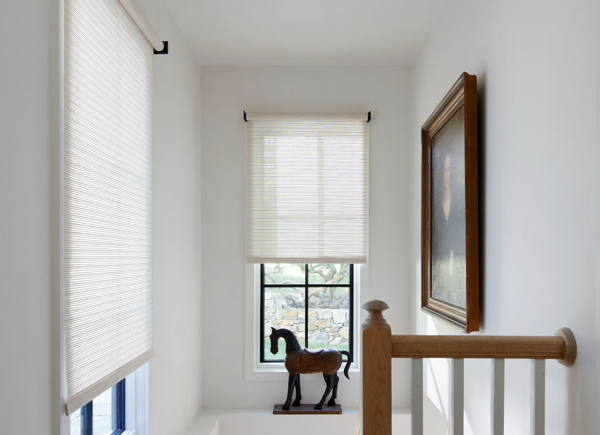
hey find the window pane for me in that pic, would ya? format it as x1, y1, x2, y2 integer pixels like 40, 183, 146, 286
264, 286, 305, 360
308, 264, 350, 285
69, 409, 81, 435
264, 263, 305, 285
92, 386, 112, 435
307, 287, 350, 352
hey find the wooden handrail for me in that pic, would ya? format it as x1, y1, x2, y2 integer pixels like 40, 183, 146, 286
361, 300, 578, 435
361, 300, 577, 366
391, 328, 577, 366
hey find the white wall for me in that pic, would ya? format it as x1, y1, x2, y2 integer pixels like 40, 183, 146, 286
409, 0, 597, 433
0, 1, 202, 434
596, 0, 600, 426
136, 1, 203, 433
200, 66, 412, 409
0, 0, 55, 433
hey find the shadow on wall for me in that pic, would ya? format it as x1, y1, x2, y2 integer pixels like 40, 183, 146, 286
567, 367, 577, 433
424, 393, 448, 435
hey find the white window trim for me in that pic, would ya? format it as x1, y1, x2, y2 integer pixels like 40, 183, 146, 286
60, 365, 149, 435
244, 263, 369, 381
122, 363, 149, 435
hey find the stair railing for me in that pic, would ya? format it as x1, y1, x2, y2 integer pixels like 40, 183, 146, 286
361, 300, 577, 435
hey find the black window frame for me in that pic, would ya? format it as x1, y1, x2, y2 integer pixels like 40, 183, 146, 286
260, 263, 354, 363
79, 378, 125, 435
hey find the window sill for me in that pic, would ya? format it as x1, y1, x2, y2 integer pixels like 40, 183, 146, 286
246, 362, 361, 382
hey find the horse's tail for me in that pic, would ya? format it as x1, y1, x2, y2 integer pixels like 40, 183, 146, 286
340, 351, 352, 379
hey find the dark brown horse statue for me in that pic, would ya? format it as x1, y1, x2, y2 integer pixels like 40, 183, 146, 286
269, 327, 352, 410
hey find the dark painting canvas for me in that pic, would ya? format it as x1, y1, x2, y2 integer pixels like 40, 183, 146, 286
430, 106, 467, 309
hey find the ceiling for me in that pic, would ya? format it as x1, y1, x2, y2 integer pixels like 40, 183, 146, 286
162, 0, 450, 65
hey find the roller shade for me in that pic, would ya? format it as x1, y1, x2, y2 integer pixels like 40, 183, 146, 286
245, 113, 368, 263
118, 0, 164, 52
63, 0, 153, 415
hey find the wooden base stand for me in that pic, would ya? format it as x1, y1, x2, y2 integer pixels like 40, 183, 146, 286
273, 404, 342, 415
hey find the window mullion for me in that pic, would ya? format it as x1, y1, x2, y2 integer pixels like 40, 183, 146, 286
264, 283, 349, 288
112, 379, 125, 432
349, 264, 354, 361
81, 401, 92, 435
305, 264, 309, 349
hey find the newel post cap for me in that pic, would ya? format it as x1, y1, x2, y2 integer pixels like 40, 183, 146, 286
555, 327, 577, 367
362, 300, 390, 329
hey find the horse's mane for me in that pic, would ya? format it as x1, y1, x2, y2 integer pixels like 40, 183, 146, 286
273, 327, 294, 339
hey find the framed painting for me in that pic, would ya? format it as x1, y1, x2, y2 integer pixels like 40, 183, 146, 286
421, 72, 479, 333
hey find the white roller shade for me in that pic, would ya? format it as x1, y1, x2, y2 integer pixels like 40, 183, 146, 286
246, 113, 368, 263
64, 0, 153, 415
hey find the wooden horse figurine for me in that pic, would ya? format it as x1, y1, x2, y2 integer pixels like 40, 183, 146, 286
269, 327, 352, 410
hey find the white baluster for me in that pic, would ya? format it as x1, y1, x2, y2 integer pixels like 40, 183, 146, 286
531, 359, 545, 435
491, 359, 505, 435
450, 359, 464, 435
411, 358, 423, 435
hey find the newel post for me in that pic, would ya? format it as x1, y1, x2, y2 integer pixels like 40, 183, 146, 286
362, 300, 392, 435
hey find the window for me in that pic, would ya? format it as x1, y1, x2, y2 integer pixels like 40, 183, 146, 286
70, 379, 125, 435
260, 264, 353, 363
244, 112, 368, 375
68, 364, 148, 435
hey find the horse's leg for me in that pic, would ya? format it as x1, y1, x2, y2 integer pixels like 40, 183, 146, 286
292, 374, 302, 406
321, 373, 331, 402
314, 374, 334, 410
282, 374, 296, 411
327, 374, 339, 406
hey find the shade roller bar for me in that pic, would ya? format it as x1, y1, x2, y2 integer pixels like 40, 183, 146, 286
245, 112, 371, 122
246, 114, 368, 263
118, 0, 163, 51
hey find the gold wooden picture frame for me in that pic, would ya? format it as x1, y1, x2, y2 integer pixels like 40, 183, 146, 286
421, 72, 479, 333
